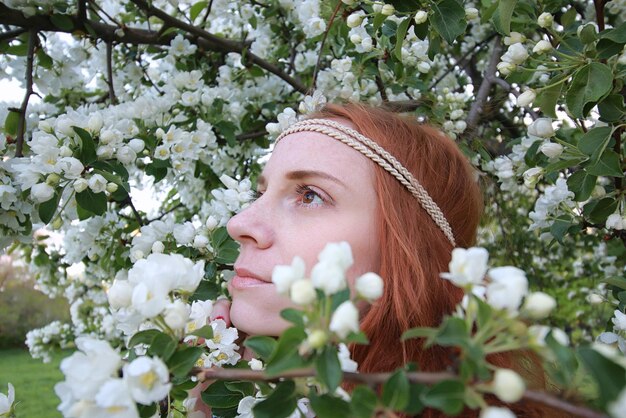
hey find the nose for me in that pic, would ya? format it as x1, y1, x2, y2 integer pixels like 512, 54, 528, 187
226, 199, 274, 249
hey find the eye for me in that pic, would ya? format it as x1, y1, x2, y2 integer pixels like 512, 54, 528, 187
295, 185, 326, 208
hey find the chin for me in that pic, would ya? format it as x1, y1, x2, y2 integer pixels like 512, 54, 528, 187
230, 294, 291, 337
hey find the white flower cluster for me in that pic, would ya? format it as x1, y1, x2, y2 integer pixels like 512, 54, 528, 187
497, 42, 529, 76
25, 320, 74, 362
272, 242, 383, 341
528, 178, 576, 232
598, 309, 626, 354
55, 337, 171, 418
441, 247, 556, 318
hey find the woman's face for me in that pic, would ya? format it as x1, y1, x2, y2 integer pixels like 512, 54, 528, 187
226, 127, 381, 336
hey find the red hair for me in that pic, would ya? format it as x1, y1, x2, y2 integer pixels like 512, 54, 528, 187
311, 104, 550, 417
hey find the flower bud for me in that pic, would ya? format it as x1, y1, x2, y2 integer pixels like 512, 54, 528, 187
206, 216, 218, 230
591, 185, 606, 199
73, 178, 89, 193
504, 32, 525, 45
341, 0, 356, 5
164, 299, 190, 330
346, 13, 364, 28
355, 272, 384, 301
381, 4, 395, 15
527, 118, 555, 138
532, 40, 552, 54
106, 182, 118, 193
108, 280, 133, 309
465, 7, 478, 20
116, 146, 137, 165
372, 2, 383, 13
496, 61, 516, 76
193, 235, 210, 249
151, 241, 165, 254
539, 142, 563, 158
128, 138, 145, 153
87, 114, 103, 133
290, 279, 316, 305
307, 330, 328, 349
480, 407, 516, 418
249, 358, 264, 371
329, 301, 359, 339
537, 12, 553, 28
492, 369, 525, 403
46, 173, 61, 186
349, 34, 363, 44
59, 145, 73, 157
414, 10, 428, 24
606, 213, 625, 230
522, 291, 556, 319
516, 90, 536, 107
31, 183, 55, 203
523, 167, 544, 188
417, 61, 431, 73
88, 174, 108, 193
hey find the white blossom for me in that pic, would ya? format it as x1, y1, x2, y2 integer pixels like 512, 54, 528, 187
329, 301, 359, 339
31, 182, 55, 203
480, 407, 516, 418
290, 279, 317, 305
522, 292, 556, 319
539, 142, 563, 158
440, 247, 489, 287
164, 299, 190, 330
516, 90, 536, 107
88, 174, 108, 193
537, 12, 553, 28
486, 267, 528, 313
355, 272, 384, 301
272, 256, 306, 294
527, 118, 555, 138
492, 368, 525, 403
414, 11, 428, 24
123, 357, 172, 405
533, 40, 552, 54
107, 280, 133, 309
612, 310, 626, 331
0, 383, 15, 416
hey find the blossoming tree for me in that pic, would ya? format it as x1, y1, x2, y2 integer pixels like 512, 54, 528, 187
0, 0, 625, 417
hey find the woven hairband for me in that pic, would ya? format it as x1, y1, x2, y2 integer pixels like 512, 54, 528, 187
275, 118, 456, 247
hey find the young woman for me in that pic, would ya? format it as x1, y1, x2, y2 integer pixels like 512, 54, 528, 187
206, 103, 545, 417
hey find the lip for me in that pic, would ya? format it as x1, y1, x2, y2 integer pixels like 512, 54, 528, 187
230, 267, 272, 290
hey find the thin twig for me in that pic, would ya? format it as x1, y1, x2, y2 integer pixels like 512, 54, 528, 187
200, 0, 214, 26
464, 38, 503, 140
193, 367, 606, 418
124, 196, 145, 226
236, 130, 266, 141
375, 73, 389, 102
15, 29, 37, 158
593, 0, 606, 31
147, 203, 184, 223
106, 41, 117, 104
311, 0, 342, 89
0, 27, 27, 42
77, 0, 87, 21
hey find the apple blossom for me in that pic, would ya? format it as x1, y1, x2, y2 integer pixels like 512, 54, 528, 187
501, 43, 528, 65
355, 272, 384, 301
516, 90, 536, 107
414, 10, 428, 24
523, 167, 544, 188
318, 241, 353, 271
163, 299, 190, 330
107, 279, 133, 309
440, 247, 489, 288
539, 142, 564, 158
537, 12, 553, 28
612, 309, 626, 331
504, 32, 526, 45
492, 368, 526, 402
88, 174, 108, 193
307, 329, 328, 349
527, 118, 555, 138
311, 260, 347, 295
0, 383, 15, 417
465, 7, 478, 20
31, 182, 55, 203
346, 13, 364, 28
486, 266, 528, 313
94, 379, 139, 418
272, 256, 306, 294
329, 301, 359, 338
480, 407, 516, 418
533, 40, 552, 54
249, 358, 264, 371
123, 357, 172, 405
290, 278, 317, 305
522, 291, 557, 319
381, 4, 395, 16
606, 214, 625, 231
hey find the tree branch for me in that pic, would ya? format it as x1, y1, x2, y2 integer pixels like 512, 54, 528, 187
14, 29, 37, 158
375, 73, 389, 103
129, 0, 308, 94
106, 41, 117, 104
464, 38, 503, 140
236, 130, 267, 141
311, 0, 342, 89
77, 0, 87, 21
0, 27, 27, 42
194, 367, 606, 418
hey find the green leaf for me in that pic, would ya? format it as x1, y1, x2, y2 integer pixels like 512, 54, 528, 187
189, 325, 213, 339
190, 1, 208, 21
567, 170, 597, 201
244, 336, 277, 361
310, 393, 351, 418
315, 346, 342, 392
561, 7, 577, 28
600, 22, 626, 43
128, 329, 162, 348
4, 110, 20, 137
544, 156, 586, 173
434, 316, 469, 347
137, 404, 157, 418
405, 383, 426, 414
50, 14, 74, 31
402, 326, 437, 341
73, 126, 97, 164
37, 49, 54, 69
167, 346, 204, 378
394, 18, 412, 60
253, 380, 298, 418
535, 78, 564, 119
372, 12, 387, 33
578, 24, 597, 44
578, 347, 626, 405
429, 0, 467, 44
578, 126, 612, 158
265, 326, 308, 376
350, 385, 378, 418
605, 276, 626, 291
586, 150, 623, 177
566, 63, 614, 118
475, 297, 492, 329
596, 39, 623, 59
280, 308, 305, 327
598, 94, 625, 123
75, 189, 107, 216
382, 370, 409, 410
38, 190, 61, 224
550, 215, 572, 243
149, 332, 178, 360
491, 0, 517, 35
586, 197, 618, 224
202, 380, 245, 409
544, 333, 578, 386
421, 380, 465, 415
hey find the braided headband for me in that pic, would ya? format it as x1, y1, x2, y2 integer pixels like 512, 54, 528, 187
275, 118, 456, 247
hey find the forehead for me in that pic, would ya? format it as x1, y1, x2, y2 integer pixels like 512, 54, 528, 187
262, 131, 374, 185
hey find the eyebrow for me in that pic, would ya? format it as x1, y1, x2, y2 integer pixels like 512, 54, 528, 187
257, 170, 347, 189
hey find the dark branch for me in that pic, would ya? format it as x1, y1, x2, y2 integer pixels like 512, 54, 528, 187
236, 130, 267, 141
15, 29, 37, 158
464, 38, 503, 140
77, 0, 87, 21
311, 0, 342, 89
106, 41, 117, 104
375, 73, 389, 102
129, 0, 308, 94
0, 27, 27, 42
